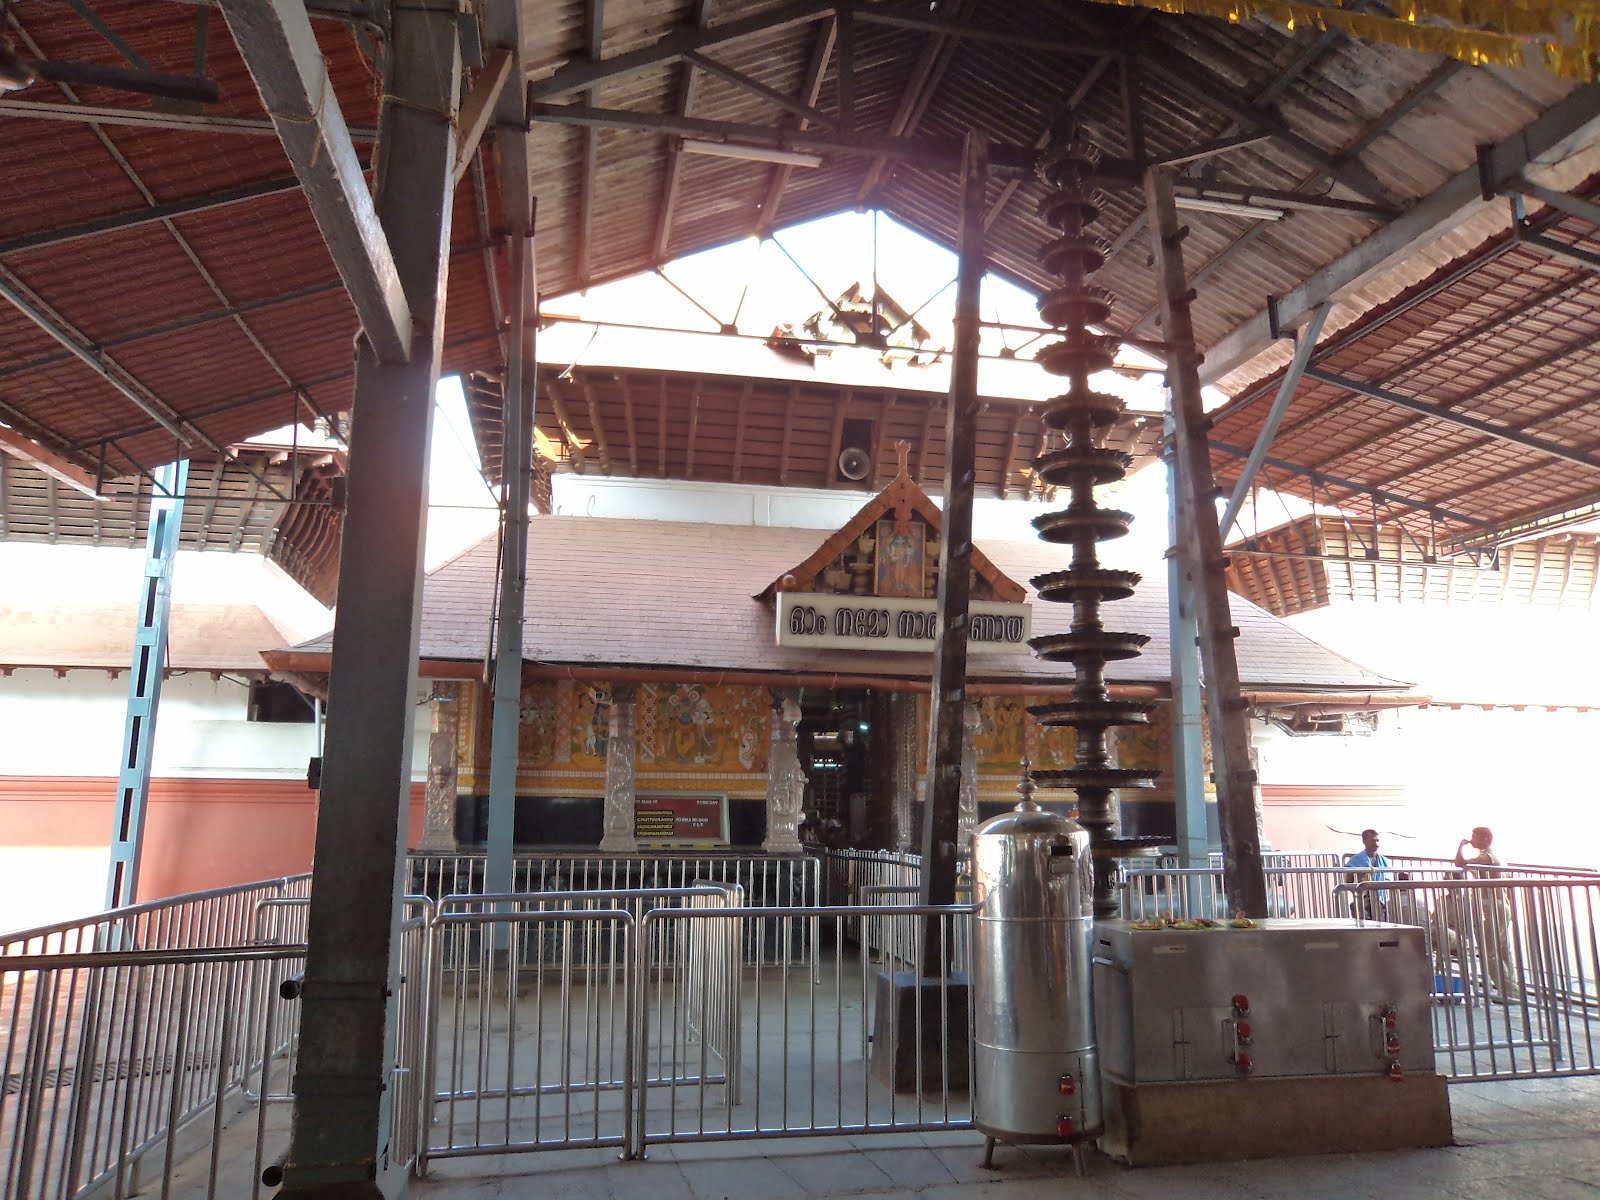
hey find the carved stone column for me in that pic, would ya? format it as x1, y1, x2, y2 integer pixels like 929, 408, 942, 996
763, 692, 804, 853
600, 684, 638, 852
892, 693, 918, 852
957, 701, 981, 857
416, 681, 460, 852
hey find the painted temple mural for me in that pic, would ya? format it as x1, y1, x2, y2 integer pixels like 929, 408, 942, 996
454, 679, 770, 797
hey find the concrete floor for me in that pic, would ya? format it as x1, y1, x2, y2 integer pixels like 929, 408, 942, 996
409, 1075, 1600, 1200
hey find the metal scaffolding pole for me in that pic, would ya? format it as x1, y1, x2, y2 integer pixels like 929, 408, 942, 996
276, 3, 461, 1194
486, 232, 536, 899
918, 132, 985, 970
1163, 414, 1208, 871
1144, 168, 1268, 918
104, 459, 187, 911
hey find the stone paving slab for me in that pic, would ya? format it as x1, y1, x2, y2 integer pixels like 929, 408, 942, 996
410, 1078, 1600, 1200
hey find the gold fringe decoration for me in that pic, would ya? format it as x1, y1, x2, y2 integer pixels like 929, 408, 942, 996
1083, 0, 1600, 79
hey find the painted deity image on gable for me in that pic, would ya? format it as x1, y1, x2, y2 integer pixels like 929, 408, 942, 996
874, 517, 925, 598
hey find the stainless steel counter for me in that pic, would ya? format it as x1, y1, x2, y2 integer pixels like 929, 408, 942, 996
1092, 918, 1435, 1083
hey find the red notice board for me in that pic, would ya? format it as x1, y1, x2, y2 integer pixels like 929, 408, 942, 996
633, 793, 730, 847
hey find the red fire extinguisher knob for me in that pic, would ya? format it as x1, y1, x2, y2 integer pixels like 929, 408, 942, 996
1057, 1116, 1075, 1138
1058, 1075, 1076, 1097
1232, 994, 1250, 1013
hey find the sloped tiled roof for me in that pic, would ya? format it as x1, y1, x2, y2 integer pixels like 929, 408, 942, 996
2, 602, 290, 672
287, 515, 1403, 693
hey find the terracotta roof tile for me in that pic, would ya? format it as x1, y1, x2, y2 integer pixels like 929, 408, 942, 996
292, 516, 1403, 692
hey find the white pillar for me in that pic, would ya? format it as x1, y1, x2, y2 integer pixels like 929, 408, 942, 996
415, 682, 460, 852
600, 684, 638, 852
764, 693, 804, 853
957, 701, 981, 856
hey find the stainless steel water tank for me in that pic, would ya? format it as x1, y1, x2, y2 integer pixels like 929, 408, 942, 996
972, 793, 1100, 1143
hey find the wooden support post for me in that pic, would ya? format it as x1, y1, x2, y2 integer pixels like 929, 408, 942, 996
918, 132, 985, 964
1144, 167, 1268, 918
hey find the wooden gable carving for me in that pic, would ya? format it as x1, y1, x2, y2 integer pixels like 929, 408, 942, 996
756, 442, 1027, 604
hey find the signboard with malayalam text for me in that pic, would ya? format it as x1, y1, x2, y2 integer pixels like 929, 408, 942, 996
776, 591, 1031, 655
633, 792, 730, 847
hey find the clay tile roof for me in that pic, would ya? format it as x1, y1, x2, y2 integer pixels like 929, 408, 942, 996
2, 602, 290, 672
286, 515, 1404, 693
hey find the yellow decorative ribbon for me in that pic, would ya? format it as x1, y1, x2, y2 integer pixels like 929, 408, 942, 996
1083, 0, 1600, 79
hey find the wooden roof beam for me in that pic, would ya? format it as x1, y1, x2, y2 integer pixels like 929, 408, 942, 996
686, 382, 701, 479
657, 376, 669, 477
546, 381, 589, 474
732, 381, 751, 482
529, 0, 834, 101
758, 16, 837, 237
651, 0, 715, 265
578, 0, 604, 286
854, 0, 973, 206
582, 380, 612, 475
0, 423, 99, 497
619, 374, 640, 474
780, 385, 796, 485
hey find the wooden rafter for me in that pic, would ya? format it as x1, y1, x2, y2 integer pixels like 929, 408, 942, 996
657, 376, 669, 477
578, 0, 605, 285
652, 1, 715, 264
779, 384, 796, 485
547, 381, 589, 474
732, 380, 751, 482
854, 0, 975, 205
999, 406, 1026, 499
619, 373, 639, 474
686, 382, 701, 479
758, 16, 837, 236
871, 391, 896, 487
196, 457, 227, 549
582, 380, 613, 475
917, 398, 938, 485
825, 391, 849, 487
230, 469, 265, 552
1558, 536, 1578, 607
0, 422, 98, 497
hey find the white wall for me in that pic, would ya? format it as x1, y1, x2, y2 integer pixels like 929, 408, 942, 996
0, 669, 432, 781
1252, 704, 1600, 869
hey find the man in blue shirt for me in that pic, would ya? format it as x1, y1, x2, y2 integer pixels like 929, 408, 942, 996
1343, 829, 1391, 920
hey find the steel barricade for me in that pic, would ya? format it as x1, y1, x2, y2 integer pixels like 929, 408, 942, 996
420, 908, 637, 1168
0, 876, 313, 959
635, 904, 975, 1154
0, 945, 304, 1200
1354, 876, 1600, 1082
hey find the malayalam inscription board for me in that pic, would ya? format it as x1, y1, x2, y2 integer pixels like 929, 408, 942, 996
775, 591, 1031, 654
633, 793, 729, 846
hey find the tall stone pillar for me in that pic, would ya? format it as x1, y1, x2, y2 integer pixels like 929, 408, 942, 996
892, 693, 917, 852
957, 701, 981, 857
416, 681, 460, 852
600, 684, 638, 852
764, 692, 804, 853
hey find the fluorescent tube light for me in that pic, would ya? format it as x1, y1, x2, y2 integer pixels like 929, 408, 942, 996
681, 139, 823, 169
1174, 194, 1286, 220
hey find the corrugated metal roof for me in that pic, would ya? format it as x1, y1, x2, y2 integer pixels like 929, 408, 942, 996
2, 0, 1597, 565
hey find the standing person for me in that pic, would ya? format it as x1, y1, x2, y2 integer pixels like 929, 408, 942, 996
1343, 829, 1391, 921
1455, 826, 1502, 870
1454, 826, 1515, 998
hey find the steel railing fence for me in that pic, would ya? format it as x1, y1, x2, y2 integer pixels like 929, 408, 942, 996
422, 908, 638, 1166
636, 904, 975, 1154
409, 852, 819, 915
0, 876, 312, 959
10, 848, 1600, 1197
1354, 876, 1600, 1081
0, 945, 304, 1200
